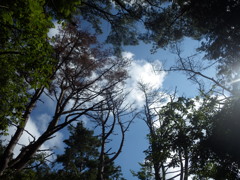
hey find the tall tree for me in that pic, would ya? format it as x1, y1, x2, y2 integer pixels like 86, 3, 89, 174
134, 87, 224, 179
55, 122, 124, 180
194, 97, 240, 179
56, 122, 100, 179
0, 0, 54, 132
137, 82, 169, 180
87, 89, 136, 180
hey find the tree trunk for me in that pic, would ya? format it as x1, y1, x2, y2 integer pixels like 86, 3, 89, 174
153, 163, 161, 180
179, 150, 184, 180
8, 113, 62, 171
9, 137, 45, 171
97, 120, 105, 180
183, 149, 189, 180
161, 163, 166, 180
152, 136, 161, 180
0, 88, 43, 176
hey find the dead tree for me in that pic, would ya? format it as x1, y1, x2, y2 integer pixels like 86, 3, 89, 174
87, 89, 137, 180
138, 82, 168, 180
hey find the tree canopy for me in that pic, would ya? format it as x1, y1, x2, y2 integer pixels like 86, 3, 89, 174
1, 0, 240, 179
142, 0, 240, 89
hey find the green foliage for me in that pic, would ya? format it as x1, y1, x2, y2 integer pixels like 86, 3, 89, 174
136, 95, 224, 179
56, 122, 100, 178
0, 151, 53, 180
0, 0, 55, 132
0, 0, 87, 133
131, 162, 154, 180
3, 169, 38, 180
55, 122, 124, 179
193, 97, 240, 179
210, 98, 240, 162
46, 0, 82, 19
142, 0, 240, 85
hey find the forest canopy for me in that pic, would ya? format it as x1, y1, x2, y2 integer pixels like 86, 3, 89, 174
1, 0, 240, 179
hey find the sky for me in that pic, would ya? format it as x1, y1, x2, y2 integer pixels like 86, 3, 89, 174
1, 19, 217, 179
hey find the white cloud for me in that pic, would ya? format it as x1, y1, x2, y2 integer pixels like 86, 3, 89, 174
48, 21, 62, 38
2, 117, 44, 157
129, 60, 165, 89
44, 131, 64, 151
1, 115, 63, 159
122, 51, 135, 59
36, 113, 51, 133
110, 0, 148, 8
122, 51, 167, 109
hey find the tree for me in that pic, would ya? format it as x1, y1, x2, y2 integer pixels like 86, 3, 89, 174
194, 97, 240, 179
131, 161, 154, 180
0, 21, 129, 177
0, 0, 55, 132
0, 122, 124, 180
3, 0, 240, 179
210, 98, 240, 164
134, 85, 224, 180
0, 150, 53, 180
86, 89, 136, 180
136, 82, 169, 180
55, 122, 124, 180
157, 95, 226, 180
56, 122, 100, 179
